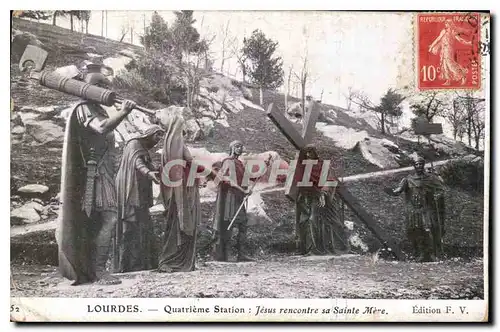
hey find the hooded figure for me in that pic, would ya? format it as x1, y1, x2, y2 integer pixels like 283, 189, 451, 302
113, 125, 164, 273
385, 155, 446, 262
294, 144, 350, 255
57, 68, 137, 285
157, 114, 206, 273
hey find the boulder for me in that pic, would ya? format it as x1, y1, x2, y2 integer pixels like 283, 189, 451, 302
25, 120, 65, 145
18, 184, 49, 195
11, 30, 44, 62
11, 125, 25, 135
11, 204, 41, 225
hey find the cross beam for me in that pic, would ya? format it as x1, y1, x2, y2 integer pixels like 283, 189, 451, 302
266, 101, 405, 261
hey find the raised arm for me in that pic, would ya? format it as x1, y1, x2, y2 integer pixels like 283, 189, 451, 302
78, 100, 136, 135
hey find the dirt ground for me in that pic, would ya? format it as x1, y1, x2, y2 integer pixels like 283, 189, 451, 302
10, 254, 484, 299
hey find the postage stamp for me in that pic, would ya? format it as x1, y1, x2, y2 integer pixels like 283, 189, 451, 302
417, 12, 481, 90
9, 10, 490, 323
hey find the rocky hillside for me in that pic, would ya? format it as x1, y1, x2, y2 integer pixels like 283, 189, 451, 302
10, 18, 484, 266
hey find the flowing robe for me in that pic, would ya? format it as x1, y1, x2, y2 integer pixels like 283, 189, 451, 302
114, 139, 157, 273
295, 161, 349, 255
158, 157, 204, 272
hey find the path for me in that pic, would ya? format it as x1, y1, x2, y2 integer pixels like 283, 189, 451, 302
11, 254, 483, 299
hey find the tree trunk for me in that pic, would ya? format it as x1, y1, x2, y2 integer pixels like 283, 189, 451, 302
301, 81, 306, 115
85, 20, 89, 34
380, 113, 386, 134
101, 11, 104, 36
52, 12, 57, 26
475, 135, 480, 150
70, 14, 74, 32
467, 120, 472, 146
259, 87, 264, 106
220, 53, 225, 73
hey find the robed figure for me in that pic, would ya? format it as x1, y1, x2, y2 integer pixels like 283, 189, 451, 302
113, 125, 164, 273
57, 69, 136, 285
212, 140, 254, 262
385, 156, 446, 262
295, 145, 350, 256
157, 114, 206, 273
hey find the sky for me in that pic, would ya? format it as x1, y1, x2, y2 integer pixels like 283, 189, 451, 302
42, 10, 415, 107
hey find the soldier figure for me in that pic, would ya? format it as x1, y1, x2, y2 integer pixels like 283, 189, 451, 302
385, 156, 446, 262
212, 140, 255, 262
57, 64, 137, 285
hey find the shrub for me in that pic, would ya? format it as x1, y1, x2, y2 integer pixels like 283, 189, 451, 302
439, 158, 484, 193
114, 51, 186, 106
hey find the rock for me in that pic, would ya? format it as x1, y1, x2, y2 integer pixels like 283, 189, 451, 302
24, 201, 44, 213
241, 86, 253, 100
287, 102, 303, 119
18, 184, 49, 195
25, 120, 64, 144
11, 125, 25, 135
11, 30, 44, 62
103, 55, 133, 79
11, 204, 41, 224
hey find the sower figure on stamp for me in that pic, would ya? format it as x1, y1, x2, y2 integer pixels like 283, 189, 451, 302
212, 140, 255, 262
113, 125, 164, 273
295, 145, 350, 256
384, 155, 446, 262
57, 65, 137, 285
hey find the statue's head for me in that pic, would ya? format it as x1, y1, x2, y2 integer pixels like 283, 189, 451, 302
302, 144, 319, 160
84, 72, 111, 89
413, 155, 425, 174
229, 140, 244, 157
136, 125, 165, 149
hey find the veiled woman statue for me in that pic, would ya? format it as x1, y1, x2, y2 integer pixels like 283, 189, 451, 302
157, 114, 206, 273
295, 145, 350, 255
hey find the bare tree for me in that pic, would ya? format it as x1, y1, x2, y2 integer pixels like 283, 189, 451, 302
284, 64, 293, 110
343, 86, 355, 111
219, 20, 237, 74
293, 51, 309, 115
446, 98, 467, 140
231, 39, 247, 83
454, 91, 486, 149
119, 23, 129, 42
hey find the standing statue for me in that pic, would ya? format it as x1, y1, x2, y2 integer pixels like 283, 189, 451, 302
157, 114, 207, 273
57, 67, 137, 285
212, 140, 255, 262
385, 156, 446, 262
113, 125, 165, 273
295, 145, 350, 255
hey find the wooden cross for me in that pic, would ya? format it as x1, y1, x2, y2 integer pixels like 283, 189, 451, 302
267, 101, 405, 261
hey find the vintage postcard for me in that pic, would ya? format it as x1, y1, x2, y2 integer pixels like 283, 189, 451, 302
10, 10, 490, 323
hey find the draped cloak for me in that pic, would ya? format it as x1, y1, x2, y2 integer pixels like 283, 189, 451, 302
56, 102, 94, 284
114, 139, 156, 272
157, 115, 202, 272
294, 160, 350, 255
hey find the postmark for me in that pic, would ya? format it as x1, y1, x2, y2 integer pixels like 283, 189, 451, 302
417, 13, 481, 90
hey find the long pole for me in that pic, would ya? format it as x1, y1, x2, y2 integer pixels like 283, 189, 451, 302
101, 11, 104, 36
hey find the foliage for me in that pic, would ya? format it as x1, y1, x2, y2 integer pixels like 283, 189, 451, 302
135, 11, 214, 111
410, 91, 447, 123
115, 50, 185, 106
242, 29, 284, 90
16, 11, 51, 20
439, 159, 484, 193
349, 88, 405, 134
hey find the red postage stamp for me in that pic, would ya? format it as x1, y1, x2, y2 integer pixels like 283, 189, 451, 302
417, 12, 481, 90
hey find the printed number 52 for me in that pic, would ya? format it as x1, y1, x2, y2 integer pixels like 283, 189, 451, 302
421, 65, 439, 81
11, 305, 20, 312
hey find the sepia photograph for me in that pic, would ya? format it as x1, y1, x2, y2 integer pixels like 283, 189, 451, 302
9, 8, 490, 322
